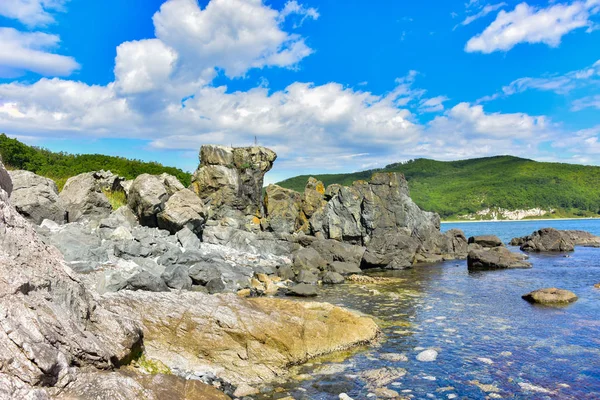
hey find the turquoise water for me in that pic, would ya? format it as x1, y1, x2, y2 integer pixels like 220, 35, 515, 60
266, 219, 600, 400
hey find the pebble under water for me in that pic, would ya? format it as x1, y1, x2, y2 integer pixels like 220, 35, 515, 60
259, 220, 600, 400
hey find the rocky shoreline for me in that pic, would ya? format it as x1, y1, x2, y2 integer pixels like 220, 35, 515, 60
2, 144, 600, 399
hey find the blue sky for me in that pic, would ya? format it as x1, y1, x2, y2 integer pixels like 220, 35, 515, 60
0, 0, 599, 183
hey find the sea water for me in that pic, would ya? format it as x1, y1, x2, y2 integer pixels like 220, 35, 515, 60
262, 219, 600, 399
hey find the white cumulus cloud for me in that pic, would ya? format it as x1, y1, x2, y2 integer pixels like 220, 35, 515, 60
151, 0, 316, 78
0, 27, 79, 78
0, 0, 67, 27
466, 1, 600, 53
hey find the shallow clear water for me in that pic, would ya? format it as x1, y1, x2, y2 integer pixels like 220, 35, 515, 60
265, 219, 600, 400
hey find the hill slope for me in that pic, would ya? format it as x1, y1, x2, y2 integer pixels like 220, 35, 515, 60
0, 134, 192, 189
277, 156, 600, 220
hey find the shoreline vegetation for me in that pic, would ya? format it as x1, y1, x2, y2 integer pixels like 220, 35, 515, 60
3, 134, 600, 221
277, 156, 600, 221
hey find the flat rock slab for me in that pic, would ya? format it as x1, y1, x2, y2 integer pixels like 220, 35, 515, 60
467, 247, 531, 271
522, 288, 578, 305
100, 291, 378, 385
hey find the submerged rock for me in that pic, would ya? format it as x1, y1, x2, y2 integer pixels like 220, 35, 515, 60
522, 288, 578, 305
8, 170, 66, 224
359, 367, 407, 388
416, 349, 438, 362
467, 247, 532, 271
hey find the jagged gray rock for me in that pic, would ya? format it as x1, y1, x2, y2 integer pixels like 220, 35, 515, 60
263, 184, 302, 234
190, 145, 276, 218
8, 170, 66, 224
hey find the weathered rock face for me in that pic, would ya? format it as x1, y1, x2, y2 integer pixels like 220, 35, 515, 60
157, 188, 207, 235
128, 173, 185, 227
306, 172, 463, 268
362, 231, 420, 269
467, 247, 532, 271
297, 177, 327, 233
8, 170, 66, 224
100, 292, 379, 385
190, 145, 276, 218
522, 288, 578, 305
60, 172, 113, 222
263, 184, 302, 234
0, 163, 142, 397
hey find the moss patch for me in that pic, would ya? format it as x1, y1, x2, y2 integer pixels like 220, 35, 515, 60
103, 189, 127, 210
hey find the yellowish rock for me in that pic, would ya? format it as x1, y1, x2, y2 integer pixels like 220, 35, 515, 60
101, 292, 380, 386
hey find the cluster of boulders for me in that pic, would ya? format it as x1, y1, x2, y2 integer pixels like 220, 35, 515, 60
0, 159, 380, 398
7, 145, 476, 299
510, 227, 600, 252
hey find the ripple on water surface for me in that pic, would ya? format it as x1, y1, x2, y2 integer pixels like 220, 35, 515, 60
257, 220, 600, 400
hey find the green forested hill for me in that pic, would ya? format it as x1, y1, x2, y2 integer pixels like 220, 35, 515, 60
277, 156, 600, 219
0, 134, 192, 189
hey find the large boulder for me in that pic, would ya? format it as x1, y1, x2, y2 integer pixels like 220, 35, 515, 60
190, 145, 276, 218
60, 172, 113, 222
292, 247, 328, 272
8, 170, 66, 224
157, 188, 207, 234
467, 247, 532, 271
511, 228, 575, 252
522, 288, 578, 305
263, 184, 302, 234
128, 173, 184, 227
